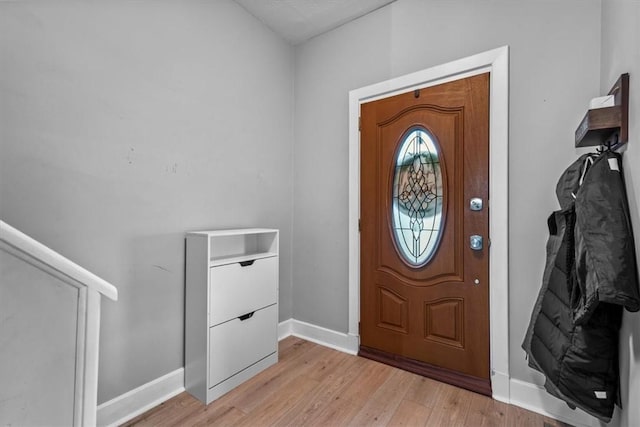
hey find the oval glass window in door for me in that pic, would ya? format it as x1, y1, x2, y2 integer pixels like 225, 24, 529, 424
391, 127, 444, 267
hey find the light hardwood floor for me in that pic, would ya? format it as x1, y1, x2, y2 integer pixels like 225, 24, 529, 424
123, 337, 570, 427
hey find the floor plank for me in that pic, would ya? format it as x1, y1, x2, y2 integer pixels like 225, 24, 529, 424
348, 368, 415, 426
464, 392, 508, 427
190, 405, 246, 427
233, 373, 320, 427
123, 337, 571, 427
506, 404, 545, 427
425, 384, 473, 427
403, 375, 445, 409
305, 357, 394, 426
272, 351, 359, 426
387, 400, 432, 427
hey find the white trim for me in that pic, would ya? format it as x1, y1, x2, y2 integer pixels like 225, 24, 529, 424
490, 371, 510, 404
348, 46, 510, 399
96, 368, 185, 427
96, 321, 598, 427
0, 220, 118, 301
97, 321, 351, 427
509, 378, 599, 427
81, 289, 101, 427
73, 286, 89, 427
1, 239, 110, 427
277, 319, 593, 426
278, 319, 359, 355
278, 318, 294, 340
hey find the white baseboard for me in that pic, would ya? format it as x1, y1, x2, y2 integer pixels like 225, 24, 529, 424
491, 370, 510, 403
278, 318, 294, 341
96, 321, 601, 427
279, 319, 602, 426
509, 378, 600, 427
95, 319, 355, 427
96, 368, 185, 427
278, 318, 359, 355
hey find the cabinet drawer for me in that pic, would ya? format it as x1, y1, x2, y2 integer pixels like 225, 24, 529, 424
208, 304, 277, 388
209, 256, 277, 325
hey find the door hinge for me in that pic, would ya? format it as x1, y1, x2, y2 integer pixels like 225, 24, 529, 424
359, 116, 361, 131
358, 219, 361, 232
359, 322, 361, 334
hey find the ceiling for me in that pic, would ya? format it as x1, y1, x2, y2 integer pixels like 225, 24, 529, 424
233, 0, 397, 45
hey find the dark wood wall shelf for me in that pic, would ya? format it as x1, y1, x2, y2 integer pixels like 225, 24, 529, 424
575, 73, 629, 148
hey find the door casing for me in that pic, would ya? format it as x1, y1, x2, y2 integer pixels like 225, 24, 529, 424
348, 46, 510, 401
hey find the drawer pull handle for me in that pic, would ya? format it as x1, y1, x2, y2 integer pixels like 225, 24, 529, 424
239, 260, 255, 267
238, 311, 255, 321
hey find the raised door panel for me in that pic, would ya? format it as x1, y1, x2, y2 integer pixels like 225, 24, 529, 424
377, 287, 408, 333
424, 298, 464, 348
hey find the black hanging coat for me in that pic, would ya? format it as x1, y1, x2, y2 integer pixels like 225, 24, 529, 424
522, 151, 640, 422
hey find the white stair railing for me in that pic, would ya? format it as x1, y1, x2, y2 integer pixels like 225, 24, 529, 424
0, 220, 117, 427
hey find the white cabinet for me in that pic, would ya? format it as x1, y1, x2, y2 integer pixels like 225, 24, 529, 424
185, 229, 279, 404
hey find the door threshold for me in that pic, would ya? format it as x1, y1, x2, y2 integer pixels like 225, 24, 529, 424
358, 345, 491, 396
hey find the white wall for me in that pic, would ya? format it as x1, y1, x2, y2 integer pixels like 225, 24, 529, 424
293, 0, 601, 386
600, 2, 640, 426
0, 0, 294, 403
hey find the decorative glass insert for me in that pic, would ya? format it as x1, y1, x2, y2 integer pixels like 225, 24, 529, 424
391, 127, 444, 267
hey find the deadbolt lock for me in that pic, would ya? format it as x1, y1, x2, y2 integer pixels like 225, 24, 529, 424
470, 235, 483, 251
470, 198, 483, 211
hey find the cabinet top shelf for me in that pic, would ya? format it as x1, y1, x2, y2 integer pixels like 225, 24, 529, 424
188, 228, 278, 237
210, 251, 277, 267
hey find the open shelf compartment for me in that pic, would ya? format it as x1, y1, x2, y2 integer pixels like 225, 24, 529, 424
195, 229, 278, 267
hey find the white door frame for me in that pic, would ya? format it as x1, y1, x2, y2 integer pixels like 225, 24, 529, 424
347, 46, 510, 401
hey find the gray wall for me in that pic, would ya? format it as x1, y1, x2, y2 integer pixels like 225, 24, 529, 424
601, 2, 640, 425
292, 0, 602, 386
0, 0, 294, 403
1, 249, 79, 426
2, 0, 636, 419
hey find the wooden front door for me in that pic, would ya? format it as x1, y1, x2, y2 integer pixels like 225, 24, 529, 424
359, 73, 490, 395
